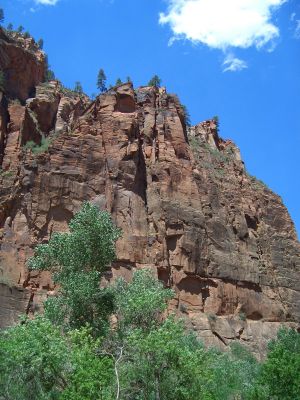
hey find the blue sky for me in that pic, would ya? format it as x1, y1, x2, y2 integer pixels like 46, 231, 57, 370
2, 0, 300, 236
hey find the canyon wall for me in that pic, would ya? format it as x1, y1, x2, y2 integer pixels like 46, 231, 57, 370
0, 28, 299, 358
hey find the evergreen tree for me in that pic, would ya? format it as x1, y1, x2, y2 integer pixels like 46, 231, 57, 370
23, 31, 30, 39
0, 9, 4, 24
37, 38, 44, 49
212, 115, 220, 134
17, 25, 24, 33
7, 23, 13, 31
74, 81, 83, 94
45, 69, 55, 81
97, 68, 107, 93
148, 75, 161, 88
126, 76, 132, 84
115, 78, 122, 86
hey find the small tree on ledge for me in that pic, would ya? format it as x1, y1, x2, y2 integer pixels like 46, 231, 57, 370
148, 75, 161, 88
74, 81, 83, 95
97, 68, 107, 93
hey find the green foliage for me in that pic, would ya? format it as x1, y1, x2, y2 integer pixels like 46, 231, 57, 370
207, 344, 260, 400
44, 55, 55, 82
148, 74, 162, 88
7, 23, 13, 31
247, 173, 269, 190
253, 328, 300, 399
17, 25, 24, 33
126, 76, 132, 84
97, 68, 107, 93
181, 104, 191, 127
0, 318, 114, 400
119, 317, 214, 400
112, 269, 173, 332
60, 327, 114, 400
239, 311, 247, 321
0, 317, 69, 399
212, 115, 220, 133
23, 136, 52, 155
28, 202, 121, 332
0, 8, 4, 24
37, 38, 44, 49
74, 81, 83, 94
45, 69, 55, 81
0, 168, 13, 178
23, 31, 30, 39
115, 78, 122, 86
0, 69, 5, 92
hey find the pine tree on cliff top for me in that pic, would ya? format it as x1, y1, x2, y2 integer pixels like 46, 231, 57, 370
148, 75, 161, 88
97, 68, 107, 93
74, 81, 83, 94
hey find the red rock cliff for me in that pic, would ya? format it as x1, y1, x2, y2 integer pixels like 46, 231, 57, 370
0, 35, 299, 358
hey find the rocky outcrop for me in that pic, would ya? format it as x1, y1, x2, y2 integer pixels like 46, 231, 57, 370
0, 28, 45, 102
0, 44, 299, 357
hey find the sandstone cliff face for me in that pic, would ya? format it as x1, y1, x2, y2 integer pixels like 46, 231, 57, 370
0, 28, 45, 102
0, 38, 299, 357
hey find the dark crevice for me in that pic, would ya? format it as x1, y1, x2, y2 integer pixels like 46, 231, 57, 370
212, 330, 228, 346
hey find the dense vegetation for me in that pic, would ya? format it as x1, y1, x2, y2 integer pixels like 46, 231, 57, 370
0, 203, 299, 399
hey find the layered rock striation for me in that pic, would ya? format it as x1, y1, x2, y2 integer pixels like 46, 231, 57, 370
0, 33, 299, 357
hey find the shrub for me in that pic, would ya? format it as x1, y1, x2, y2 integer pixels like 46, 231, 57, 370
23, 136, 52, 155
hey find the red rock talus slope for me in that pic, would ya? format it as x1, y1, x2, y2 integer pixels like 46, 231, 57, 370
0, 35, 299, 357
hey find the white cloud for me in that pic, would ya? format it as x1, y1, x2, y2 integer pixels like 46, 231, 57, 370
159, 0, 287, 51
35, 0, 59, 5
223, 54, 248, 72
295, 20, 300, 38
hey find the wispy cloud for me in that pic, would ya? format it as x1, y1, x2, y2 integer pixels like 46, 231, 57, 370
295, 20, 300, 39
35, 0, 59, 5
159, 0, 287, 70
223, 54, 248, 72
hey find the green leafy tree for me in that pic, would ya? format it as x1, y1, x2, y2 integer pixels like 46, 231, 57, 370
7, 23, 13, 31
74, 81, 83, 94
17, 25, 24, 33
37, 38, 44, 49
0, 70, 5, 92
28, 202, 121, 333
97, 68, 107, 93
0, 8, 4, 24
0, 317, 69, 399
148, 74, 162, 88
126, 76, 132, 84
112, 269, 173, 332
115, 78, 122, 86
119, 317, 215, 400
23, 31, 30, 39
60, 327, 114, 400
0, 318, 114, 400
252, 328, 300, 399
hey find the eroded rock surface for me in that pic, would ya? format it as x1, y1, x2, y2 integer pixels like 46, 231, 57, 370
0, 35, 299, 357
